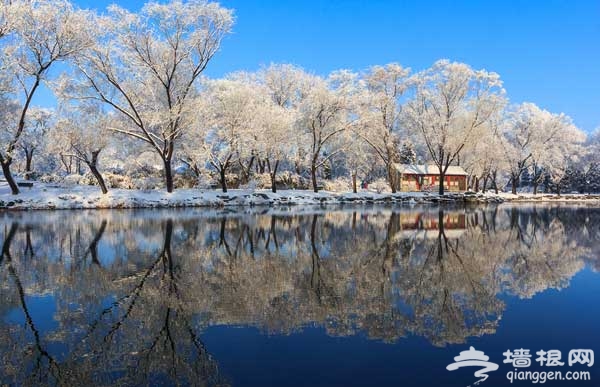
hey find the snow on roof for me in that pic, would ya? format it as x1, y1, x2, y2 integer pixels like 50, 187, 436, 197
393, 164, 468, 176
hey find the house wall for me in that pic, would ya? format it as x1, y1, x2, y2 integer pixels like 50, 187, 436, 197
399, 173, 466, 192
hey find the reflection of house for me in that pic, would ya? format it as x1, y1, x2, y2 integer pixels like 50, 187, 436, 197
399, 212, 466, 230
394, 164, 468, 192
395, 212, 467, 239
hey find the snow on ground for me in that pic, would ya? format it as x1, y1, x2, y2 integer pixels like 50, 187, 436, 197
0, 182, 424, 210
1, 182, 599, 210
483, 191, 600, 203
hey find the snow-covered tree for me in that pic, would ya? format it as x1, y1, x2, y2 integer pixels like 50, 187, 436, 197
50, 103, 113, 194
0, 0, 93, 194
252, 65, 310, 191
404, 60, 506, 195
543, 120, 586, 195
482, 129, 509, 193
187, 78, 262, 192
0, 0, 16, 94
259, 63, 313, 109
18, 107, 53, 178
67, 0, 233, 192
295, 71, 355, 192
254, 100, 294, 192
578, 128, 600, 193
460, 114, 507, 192
356, 63, 411, 192
0, 1, 12, 38
500, 103, 539, 194
342, 127, 373, 193
583, 162, 600, 193
258, 64, 315, 177
499, 103, 583, 194
399, 141, 417, 164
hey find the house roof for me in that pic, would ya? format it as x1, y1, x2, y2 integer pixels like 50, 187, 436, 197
393, 164, 468, 176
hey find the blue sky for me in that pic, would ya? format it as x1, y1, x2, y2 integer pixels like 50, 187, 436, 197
73, 0, 599, 132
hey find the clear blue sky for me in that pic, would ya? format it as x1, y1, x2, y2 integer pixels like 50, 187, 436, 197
73, 0, 599, 132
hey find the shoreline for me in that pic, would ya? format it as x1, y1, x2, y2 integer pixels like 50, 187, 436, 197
2, 184, 600, 211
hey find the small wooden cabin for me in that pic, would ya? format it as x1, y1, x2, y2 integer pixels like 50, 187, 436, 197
394, 164, 468, 192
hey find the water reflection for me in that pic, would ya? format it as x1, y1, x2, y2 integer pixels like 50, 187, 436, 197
0, 205, 598, 386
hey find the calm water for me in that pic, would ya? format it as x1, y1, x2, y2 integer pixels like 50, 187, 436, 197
0, 205, 599, 387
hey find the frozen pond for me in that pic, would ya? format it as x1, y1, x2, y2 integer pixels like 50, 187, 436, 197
1, 204, 599, 386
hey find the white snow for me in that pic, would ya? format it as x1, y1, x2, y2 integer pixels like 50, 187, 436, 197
1, 182, 599, 210
0, 182, 420, 210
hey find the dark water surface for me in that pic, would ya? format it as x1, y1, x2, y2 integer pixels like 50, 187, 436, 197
1, 204, 599, 386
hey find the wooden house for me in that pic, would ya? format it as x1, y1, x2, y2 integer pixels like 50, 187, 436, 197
394, 164, 468, 192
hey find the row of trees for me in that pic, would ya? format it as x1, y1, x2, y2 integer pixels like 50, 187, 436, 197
1, 0, 595, 196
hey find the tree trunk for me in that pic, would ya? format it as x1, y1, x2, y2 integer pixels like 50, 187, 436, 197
88, 163, 108, 195
311, 163, 318, 193
352, 172, 357, 193
533, 183, 538, 195
3, 75, 41, 191
1, 160, 19, 195
387, 163, 397, 193
271, 160, 279, 193
492, 170, 499, 194
438, 168, 445, 196
474, 176, 480, 192
239, 156, 255, 185
60, 155, 72, 174
265, 159, 279, 193
220, 168, 227, 193
511, 174, 518, 195
162, 158, 174, 193
482, 176, 489, 193
257, 158, 266, 174
190, 163, 201, 178
25, 150, 33, 178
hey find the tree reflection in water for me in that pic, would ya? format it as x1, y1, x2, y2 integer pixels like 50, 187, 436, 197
0, 205, 598, 386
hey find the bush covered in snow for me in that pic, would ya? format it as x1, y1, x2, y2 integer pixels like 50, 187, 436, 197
124, 164, 162, 180
62, 174, 84, 186
38, 174, 62, 184
105, 173, 134, 189
130, 177, 164, 190
277, 171, 310, 190
323, 177, 352, 192
240, 173, 271, 190
369, 178, 392, 193
173, 171, 198, 189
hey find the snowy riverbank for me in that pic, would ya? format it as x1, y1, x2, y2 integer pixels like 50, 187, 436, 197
1, 183, 600, 210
